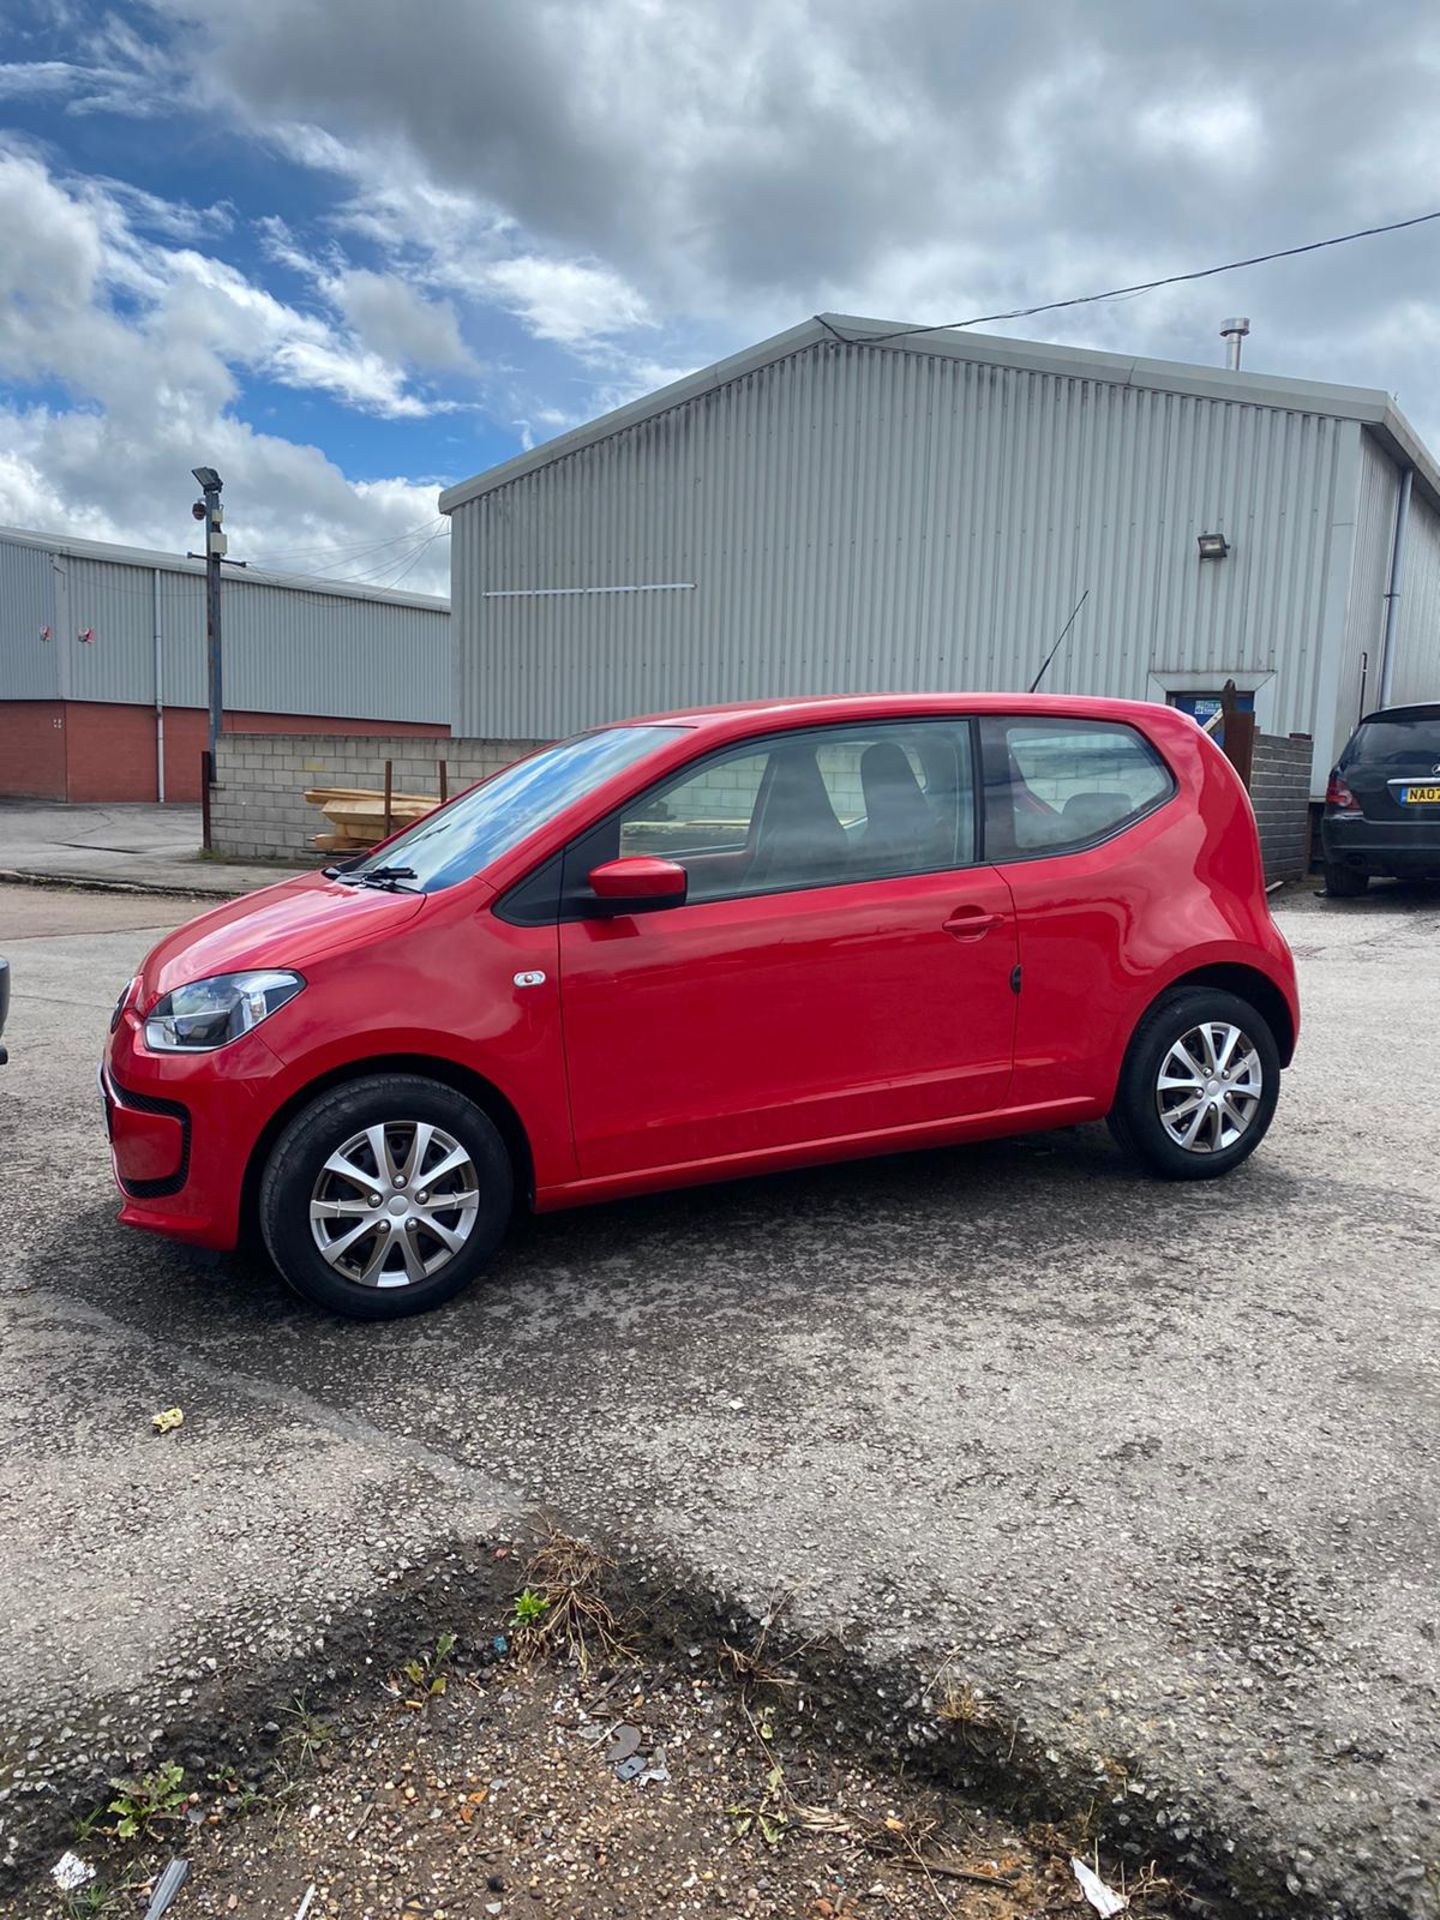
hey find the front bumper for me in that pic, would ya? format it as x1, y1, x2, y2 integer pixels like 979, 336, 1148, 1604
1321, 813, 1440, 876
100, 1012, 273, 1249
99, 1063, 190, 1193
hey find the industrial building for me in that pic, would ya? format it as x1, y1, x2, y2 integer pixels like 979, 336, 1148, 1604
441, 314, 1440, 798
0, 525, 450, 803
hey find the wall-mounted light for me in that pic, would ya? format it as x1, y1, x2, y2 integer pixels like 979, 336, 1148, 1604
1197, 532, 1230, 561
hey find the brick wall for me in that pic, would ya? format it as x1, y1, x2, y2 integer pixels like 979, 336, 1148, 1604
0, 700, 66, 800
64, 701, 162, 802
210, 733, 541, 861
163, 710, 450, 803
1249, 733, 1313, 882
0, 700, 454, 803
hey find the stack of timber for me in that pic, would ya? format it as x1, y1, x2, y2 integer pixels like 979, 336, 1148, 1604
305, 785, 438, 853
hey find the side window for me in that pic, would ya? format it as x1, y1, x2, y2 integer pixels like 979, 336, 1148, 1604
618, 751, 769, 862
983, 718, 1173, 858
579, 719, 977, 907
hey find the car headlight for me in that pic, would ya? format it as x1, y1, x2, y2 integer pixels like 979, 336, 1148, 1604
143, 970, 304, 1052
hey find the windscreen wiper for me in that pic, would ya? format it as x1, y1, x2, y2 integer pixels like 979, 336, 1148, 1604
341, 864, 420, 892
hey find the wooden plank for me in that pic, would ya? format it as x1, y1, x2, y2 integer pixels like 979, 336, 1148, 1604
304, 786, 437, 807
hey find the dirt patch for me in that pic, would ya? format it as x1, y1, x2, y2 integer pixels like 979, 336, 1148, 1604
24, 1630, 1178, 1920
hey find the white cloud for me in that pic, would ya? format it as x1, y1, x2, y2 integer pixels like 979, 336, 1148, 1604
476, 257, 652, 346
0, 61, 89, 99
330, 268, 475, 373
1135, 95, 1263, 169
0, 146, 450, 589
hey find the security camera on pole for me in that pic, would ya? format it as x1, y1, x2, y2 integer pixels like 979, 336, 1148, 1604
191, 466, 225, 760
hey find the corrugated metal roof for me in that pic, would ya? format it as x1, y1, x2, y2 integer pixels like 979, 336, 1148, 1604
0, 523, 449, 611
439, 313, 1440, 514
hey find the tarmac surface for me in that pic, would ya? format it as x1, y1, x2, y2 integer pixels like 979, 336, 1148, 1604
0, 799, 303, 896
2, 876, 1438, 1916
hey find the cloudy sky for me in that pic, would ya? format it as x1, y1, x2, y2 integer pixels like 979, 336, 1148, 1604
1, 1, 1439, 594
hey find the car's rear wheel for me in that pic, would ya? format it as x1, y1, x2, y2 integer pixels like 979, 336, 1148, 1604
1107, 987, 1280, 1181
1324, 860, 1370, 898
259, 1074, 513, 1318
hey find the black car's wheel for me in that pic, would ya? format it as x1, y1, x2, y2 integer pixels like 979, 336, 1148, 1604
1107, 987, 1281, 1181
1324, 860, 1370, 898
259, 1074, 513, 1319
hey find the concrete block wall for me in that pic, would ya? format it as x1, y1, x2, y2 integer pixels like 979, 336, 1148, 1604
210, 732, 541, 861
1250, 733, 1313, 883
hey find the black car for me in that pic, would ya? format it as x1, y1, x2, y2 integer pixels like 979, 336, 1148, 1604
1322, 702, 1440, 895
0, 956, 8, 1064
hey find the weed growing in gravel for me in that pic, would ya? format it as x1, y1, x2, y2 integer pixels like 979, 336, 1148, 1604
281, 1696, 335, 1765
61, 1880, 129, 1920
510, 1530, 629, 1675
719, 1595, 799, 1694
101, 1760, 188, 1840
207, 1768, 263, 1814
925, 1652, 1018, 1757
511, 1586, 550, 1629
400, 1629, 457, 1705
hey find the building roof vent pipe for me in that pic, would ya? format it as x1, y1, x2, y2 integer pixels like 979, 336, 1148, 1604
1220, 317, 1251, 370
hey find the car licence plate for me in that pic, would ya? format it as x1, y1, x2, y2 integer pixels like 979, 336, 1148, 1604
1401, 783, 1440, 804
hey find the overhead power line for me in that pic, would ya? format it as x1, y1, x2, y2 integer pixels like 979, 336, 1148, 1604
829, 206, 1440, 346
322, 525, 450, 588
365, 525, 452, 591
244, 515, 447, 571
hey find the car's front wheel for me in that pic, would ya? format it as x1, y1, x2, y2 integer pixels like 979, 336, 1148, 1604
1107, 987, 1281, 1180
258, 1074, 513, 1318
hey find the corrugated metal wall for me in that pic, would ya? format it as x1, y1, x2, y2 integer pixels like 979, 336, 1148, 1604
0, 542, 61, 698
453, 339, 1361, 745
1341, 432, 1400, 731
0, 538, 451, 722
1392, 488, 1440, 707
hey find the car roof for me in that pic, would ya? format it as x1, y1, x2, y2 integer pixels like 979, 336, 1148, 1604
1355, 703, 1440, 724
627, 691, 1181, 735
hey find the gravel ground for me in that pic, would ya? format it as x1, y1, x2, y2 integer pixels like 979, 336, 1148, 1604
3, 878, 1439, 1918
11, 1573, 1178, 1920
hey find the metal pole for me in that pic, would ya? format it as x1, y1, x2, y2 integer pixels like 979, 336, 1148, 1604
205, 513, 223, 758
191, 467, 225, 760
152, 568, 166, 803
1378, 467, 1412, 711
200, 749, 213, 852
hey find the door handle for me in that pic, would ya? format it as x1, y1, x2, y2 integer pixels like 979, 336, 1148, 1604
942, 906, 1001, 940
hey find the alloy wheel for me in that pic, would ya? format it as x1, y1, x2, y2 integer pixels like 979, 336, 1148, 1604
308, 1120, 480, 1287
1154, 1021, 1264, 1154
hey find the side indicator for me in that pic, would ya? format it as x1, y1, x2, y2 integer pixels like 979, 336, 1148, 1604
513, 970, 547, 989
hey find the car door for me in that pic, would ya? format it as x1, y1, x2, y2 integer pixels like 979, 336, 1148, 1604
555, 717, 1020, 1180
978, 713, 1179, 1105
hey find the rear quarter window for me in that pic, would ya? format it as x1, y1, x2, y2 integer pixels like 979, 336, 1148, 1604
983, 717, 1174, 859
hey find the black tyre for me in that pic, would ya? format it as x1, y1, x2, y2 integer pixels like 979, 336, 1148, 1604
1107, 987, 1281, 1181
1324, 860, 1369, 898
259, 1074, 513, 1319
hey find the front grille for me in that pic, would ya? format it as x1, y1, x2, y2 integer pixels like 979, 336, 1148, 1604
109, 1075, 191, 1199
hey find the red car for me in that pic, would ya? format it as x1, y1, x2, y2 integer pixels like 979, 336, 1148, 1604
101, 695, 1299, 1319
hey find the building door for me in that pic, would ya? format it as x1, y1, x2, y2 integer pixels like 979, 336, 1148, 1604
1170, 688, 1254, 749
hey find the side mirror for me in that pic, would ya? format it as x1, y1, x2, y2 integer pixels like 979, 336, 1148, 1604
586, 856, 688, 914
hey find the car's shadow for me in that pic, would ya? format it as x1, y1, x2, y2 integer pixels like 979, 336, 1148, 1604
1301, 874, 1440, 915
42, 1118, 1312, 1382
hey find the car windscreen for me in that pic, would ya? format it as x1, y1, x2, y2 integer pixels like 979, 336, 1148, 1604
1341, 714, 1440, 768
343, 726, 684, 893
